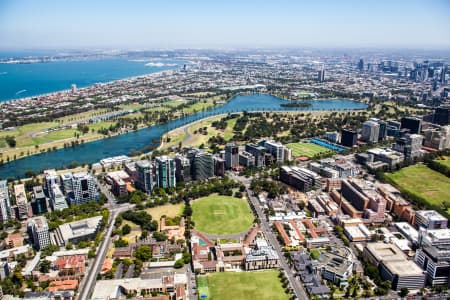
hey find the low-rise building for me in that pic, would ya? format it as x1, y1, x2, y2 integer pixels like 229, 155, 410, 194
363, 242, 425, 290
54, 216, 103, 246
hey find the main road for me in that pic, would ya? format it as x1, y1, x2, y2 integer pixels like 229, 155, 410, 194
230, 173, 309, 300
78, 176, 135, 300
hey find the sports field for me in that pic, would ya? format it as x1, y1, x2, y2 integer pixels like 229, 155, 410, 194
385, 164, 450, 216
198, 270, 289, 300
192, 195, 254, 235
286, 141, 334, 157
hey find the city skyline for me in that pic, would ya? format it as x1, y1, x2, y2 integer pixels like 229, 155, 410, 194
0, 0, 449, 50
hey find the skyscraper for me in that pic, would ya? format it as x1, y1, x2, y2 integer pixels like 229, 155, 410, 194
174, 155, 191, 183
31, 186, 47, 215
44, 169, 59, 198
245, 143, 266, 168
433, 107, 450, 126
14, 184, 28, 220
263, 140, 286, 163
317, 67, 325, 82
71, 172, 98, 205
188, 150, 214, 181
135, 160, 154, 193
27, 216, 51, 251
401, 117, 422, 134
225, 143, 239, 169
392, 134, 424, 159
155, 156, 176, 188
0, 180, 11, 223
341, 129, 357, 147
358, 58, 364, 72
362, 121, 380, 143
51, 184, 68, 211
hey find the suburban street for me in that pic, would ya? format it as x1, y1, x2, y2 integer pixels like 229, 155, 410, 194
78, 176, 135, 300
230, 173, 309, 300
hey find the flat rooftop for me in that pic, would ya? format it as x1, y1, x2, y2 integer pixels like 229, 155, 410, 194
365, 242, 406, 262
416, 210, 448, 222
383, 260, 424, 276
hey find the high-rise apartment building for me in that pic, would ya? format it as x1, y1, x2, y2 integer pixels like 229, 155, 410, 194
135, 160, 154, 193
362, 120, 380, 143
155, 156, 176, 188
71, 172, 98, 205
14, 184, 28, 220
27, 216, 51, 250
174, 155, 191, 183
225, 143, 239, 169
0, 180, 11, 222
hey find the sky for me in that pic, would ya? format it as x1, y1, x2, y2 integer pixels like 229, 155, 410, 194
0, 0, 449, 50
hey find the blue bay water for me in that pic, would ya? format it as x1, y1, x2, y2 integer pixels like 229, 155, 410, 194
0, 94, 367, 179
0, 58, 178, 101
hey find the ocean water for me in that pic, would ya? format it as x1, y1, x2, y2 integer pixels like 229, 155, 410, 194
0, 58, 179, 101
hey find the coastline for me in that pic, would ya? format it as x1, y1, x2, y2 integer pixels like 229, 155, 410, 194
0, 62, 179, 103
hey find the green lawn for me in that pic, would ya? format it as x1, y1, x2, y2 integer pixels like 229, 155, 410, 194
385, 164, 450, 216
286, 141, 334, 157
201, 270, 289, 300
192, 195, 254, 235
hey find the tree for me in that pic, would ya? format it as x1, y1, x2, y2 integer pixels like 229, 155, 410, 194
122, 224, 131, 235
65, 242, 73, 250
399, 287, 409, 297
174, 259, 184, 269
114, 238, 129, 247
39, 260, 51, 273
134, 245, 152, 261
153, 231, 167, 242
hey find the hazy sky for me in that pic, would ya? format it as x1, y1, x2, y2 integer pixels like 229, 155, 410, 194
0, 0, 449, 50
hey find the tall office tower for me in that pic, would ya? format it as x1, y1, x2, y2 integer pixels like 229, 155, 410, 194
378, 120, 388, 141
415, 228, 450, 286
263, 140, 286, 163
358, 58, 364, 72
340, 129, 358, 147
188, 150, 214, 181
362, 120, 380, 143
213, 156, 225, 177
0, 180, 11, 222
401, 117, 422, 134
239, 151, 256, 168
433, 107, 450, 125
51, 184, 68, 211
441, 66, 447, 84
14, 184, 28, 220
225, 142, 239, 169
174, 155, 191, 183
245, 143, 266, 168
44, 169, 59, 197
392, 134, 424, 159
60, 173, 73, 195
135, 160, 154, 193
27, 216, 51, 250
155, 156, 176, 188
317, 67, 325, 82
31, 186, 48, 215
71, 172, 98, 205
